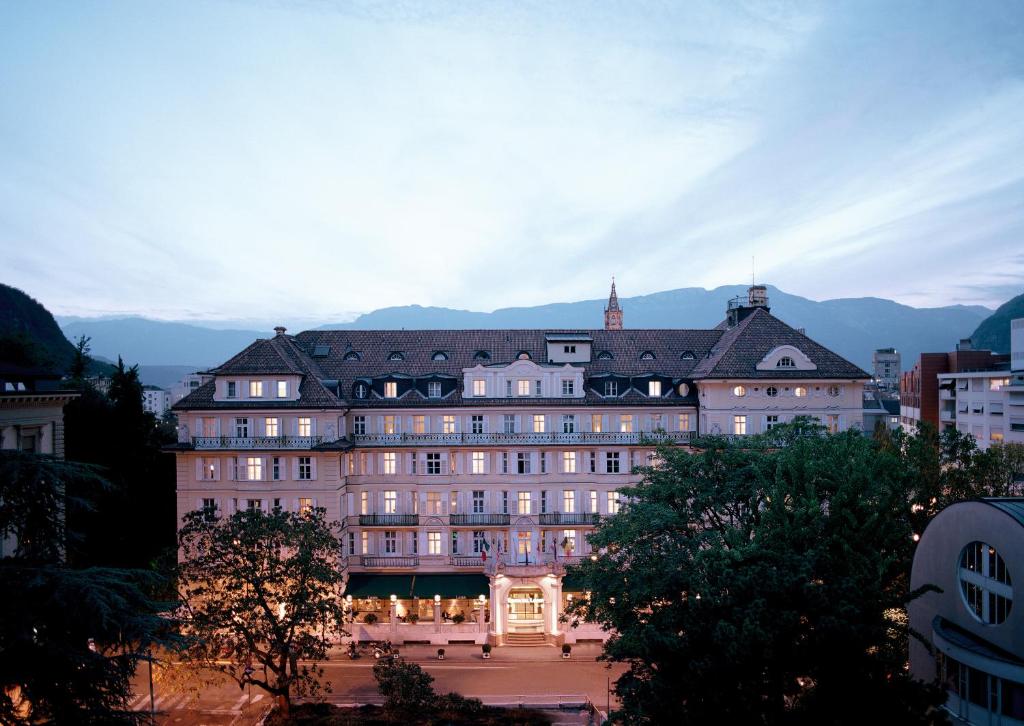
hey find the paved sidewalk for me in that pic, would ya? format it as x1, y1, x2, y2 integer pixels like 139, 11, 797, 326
330, 641, 606, 663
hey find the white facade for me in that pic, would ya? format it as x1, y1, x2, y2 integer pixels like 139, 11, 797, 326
143, 387, 171, 417
937, 371, 1023, 449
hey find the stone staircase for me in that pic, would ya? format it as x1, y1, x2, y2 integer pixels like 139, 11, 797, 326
504, 632, 548, 646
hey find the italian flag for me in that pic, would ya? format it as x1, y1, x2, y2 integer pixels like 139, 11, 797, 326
481, 537, 490, 561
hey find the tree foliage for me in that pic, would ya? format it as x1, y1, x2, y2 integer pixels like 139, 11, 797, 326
0, 451, 177, 725
564, 422, 1018, 725
175, 507, 347, 715
373, 659, 436, 717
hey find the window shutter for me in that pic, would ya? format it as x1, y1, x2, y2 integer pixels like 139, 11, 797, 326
292, 498, 299, 512
515, 415, 521, 433
195, 459, 203, 480
310, 458, 317, 480
193, 417, 202, 438
291, 458, 300, 480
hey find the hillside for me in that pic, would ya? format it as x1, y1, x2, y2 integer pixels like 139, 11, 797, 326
970, 290, 1024, 353
0, 283, 95, 372
59, 284, 992, 371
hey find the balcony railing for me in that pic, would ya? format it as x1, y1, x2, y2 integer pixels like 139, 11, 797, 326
359, 514, 420, 527
449, 556, 486, 568
359, 556, 419, 568
350, 431, 692, 447
539, 512, 601, 526
449, 513, 511, 526
193, 436, 324, 450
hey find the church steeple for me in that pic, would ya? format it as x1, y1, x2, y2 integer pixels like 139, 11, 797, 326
604, 278, 623, 330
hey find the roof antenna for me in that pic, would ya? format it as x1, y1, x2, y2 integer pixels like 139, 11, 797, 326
751, 256, 755, 287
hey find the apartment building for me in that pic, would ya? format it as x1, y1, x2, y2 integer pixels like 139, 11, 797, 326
170, 284, 869, 646
873, 347, 901, 391
142, 386, 171, 417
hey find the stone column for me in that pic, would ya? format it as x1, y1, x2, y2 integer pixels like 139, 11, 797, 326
490, 577, 502, 636
389, 597, 398, 642
433, 597, 441, 632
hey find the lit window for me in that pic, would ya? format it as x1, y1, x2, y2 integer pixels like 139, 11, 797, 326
384, 491, 397, 514
990, 378, 1010, 391
442, 415, 457, 434
360, 491, 369, 515
383, 452, 396, 475
589, 490, 598, 513
776, 356, 795, 368
591, 414, 603, 432
384, 381, 398, 399
246, 457, 262, 481
678, 413, 690, 431
766, 386, 778, 398
383, 415, 398, 435
361, 531, 369, 554
563, 451, 577, 473
297, 456, 312, 480
276, 380, 288, 398
517, 380, 531, 396
412, 415, 425, 434
959, 541, 1012, 624
563, 490, 575, 513
826, 415, 840, 433
733, 385, 746, 397
794, 387, 807, 398
471, 451, 486, 474
607, 491, 620, 514
428, 381, 442, 398
249, 381, 263, 397
427, 492, 441, 514
733, 415, 747, 435
473, 379, 486, 396
264, 417, 279, 437
299, 498, 313, 515
298, 417, 311, 437
562, 530, 576, 553
620, 415, 633, 433
562, 380, 574, 396
648, 381, 661, 397
428, 532, 442, 555
518, 491, 532, 514
533, 415, 546, 433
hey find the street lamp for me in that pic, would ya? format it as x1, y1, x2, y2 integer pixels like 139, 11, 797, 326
434, 594, 441, 603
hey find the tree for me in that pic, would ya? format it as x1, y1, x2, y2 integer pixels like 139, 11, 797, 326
176, 507, 347, 715
373, 659, 436, 717
565, 423, 950, 725
68, 334, 91, 382
0, 451, 176, 724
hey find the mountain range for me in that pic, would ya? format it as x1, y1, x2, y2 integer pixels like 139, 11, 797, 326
969, 290, 1024, 354
56, 285, 994, 378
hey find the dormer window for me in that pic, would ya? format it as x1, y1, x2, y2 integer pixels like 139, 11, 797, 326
517, 380, 531, 396
472, 379, 485, 397
388, 352, 405, 362
227, 381, 237, 398
563, 345, 576, 354
276, 381, 288, 398
596, 351, 613, 360
384, 381, 398, 398
428, 381, 442, 398
648, 381, 662, 397
776, 356, 796, 368
562, 380, 574, 396
432, 351, 449, 361
343, 351, 361, 361
517, 351, 531, 360
733, 385, 747, 397
473, 350, 491, 361
355, 383, 367, 399
640, 351, 655, 360
604, 381, 618, 396
680, 351, 696, 360
249, 381, 263, 397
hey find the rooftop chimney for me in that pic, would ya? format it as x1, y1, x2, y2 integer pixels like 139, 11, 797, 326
274, 326, 287, 336
748, 284, 768, 308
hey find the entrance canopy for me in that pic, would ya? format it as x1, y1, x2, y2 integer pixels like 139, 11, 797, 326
345, 573, 489, 600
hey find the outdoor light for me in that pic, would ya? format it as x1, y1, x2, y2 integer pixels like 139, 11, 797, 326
346, 594, 352, 602
479, 594, 486, 603
434, 594, 441, 603
390, 594, 397, 602
912, 533, 920, 542
567, 594, 573, 602
695, 593, 701, 601
590, 554, 598, 561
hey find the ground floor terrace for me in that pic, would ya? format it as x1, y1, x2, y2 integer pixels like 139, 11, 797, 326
342, 561, 605, 647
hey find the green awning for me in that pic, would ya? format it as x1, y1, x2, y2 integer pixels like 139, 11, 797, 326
410, 574, 490, 599
344, 574, 414, 599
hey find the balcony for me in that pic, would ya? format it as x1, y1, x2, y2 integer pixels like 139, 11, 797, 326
539, 512, 601, 526
359, 556, 419, 568
350, 431, 692, 447
449, 556, 486, 568
193, 436, 324, 450
450, 513, 511, 526
359, 514, 419, 527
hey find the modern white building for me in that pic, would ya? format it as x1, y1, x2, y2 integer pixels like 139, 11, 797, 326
937, 318, 1024, 449
171, 372, 213, 406
170, 285, 869, 646
142, 386, 171, 417
909, 498, 1024, 724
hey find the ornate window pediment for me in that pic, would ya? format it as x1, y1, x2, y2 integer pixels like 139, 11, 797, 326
755, 345, 816, 371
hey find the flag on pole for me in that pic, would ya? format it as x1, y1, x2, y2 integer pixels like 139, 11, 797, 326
481, 537, 490, 561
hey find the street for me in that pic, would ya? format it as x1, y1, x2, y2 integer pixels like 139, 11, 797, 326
129, 643, 626, 725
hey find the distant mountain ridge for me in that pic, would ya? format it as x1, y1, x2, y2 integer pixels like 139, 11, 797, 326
970, 290, 1024, 353
58, 284, 993, 372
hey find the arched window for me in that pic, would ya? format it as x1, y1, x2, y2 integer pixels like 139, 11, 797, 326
431, 351, 449, 361
794, 386, 807, 397
733, 385, 746, 397
388, 352, 405, 362
766, 386, 778, 398
473, 350, 491, 361
640, 351, 655, 360
354, 383, 367, 399
776, 356, 795, 368
517, 351, 531, 360
960, 541, 1012, 624
596, 351, 613, 360
680, 351, 696, 360
343, 351, 361, 361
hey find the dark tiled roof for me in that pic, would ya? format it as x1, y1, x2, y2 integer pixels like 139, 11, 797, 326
210, 337, 305, 375
689, 309, 870, 380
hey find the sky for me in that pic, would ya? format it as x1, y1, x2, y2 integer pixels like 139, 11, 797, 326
1, 0, 1023, 325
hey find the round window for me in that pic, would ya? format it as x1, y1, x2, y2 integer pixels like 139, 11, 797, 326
959, 541, 1012, 624
794, 386, 807, 398
827, 385, 840, 397
678, 383, 690, 397
733, 385, 746, 397
766, 386, 778, 398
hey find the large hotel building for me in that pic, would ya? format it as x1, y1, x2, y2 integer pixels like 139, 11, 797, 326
171, 284, 868, 646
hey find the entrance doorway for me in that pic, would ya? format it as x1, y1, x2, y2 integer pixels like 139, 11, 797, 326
507, 586, 544, 633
